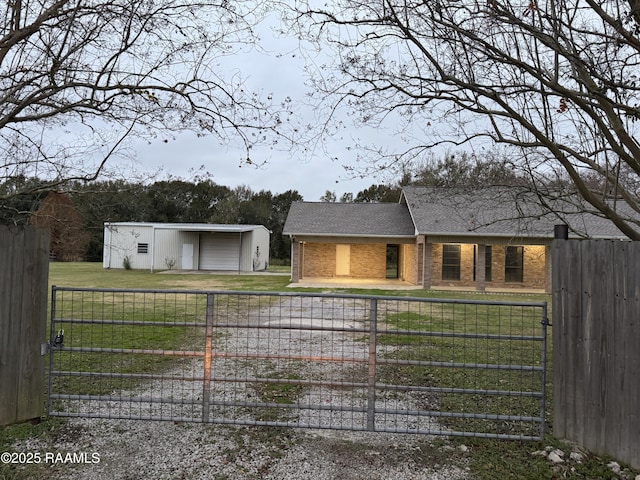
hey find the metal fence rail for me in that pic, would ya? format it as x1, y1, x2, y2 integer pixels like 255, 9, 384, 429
48, 286, 549, 440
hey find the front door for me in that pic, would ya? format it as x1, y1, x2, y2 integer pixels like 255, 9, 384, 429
336, 244, 351, 276
182, 243, 194, 270
386, 245, 399, 279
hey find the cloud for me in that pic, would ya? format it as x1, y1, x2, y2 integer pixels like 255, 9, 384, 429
132, 17, 382, 201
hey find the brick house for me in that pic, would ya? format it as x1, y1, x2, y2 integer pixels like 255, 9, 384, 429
283, 186, 630, 292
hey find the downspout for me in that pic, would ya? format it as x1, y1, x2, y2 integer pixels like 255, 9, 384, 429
289, 235, 294, 281
106, 223, 112, 269
238, 231, 242, 273
109, 225, 113, 268
150, 225, 156, 273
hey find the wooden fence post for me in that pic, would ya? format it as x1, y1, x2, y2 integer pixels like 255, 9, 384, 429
0, 225, 50, 426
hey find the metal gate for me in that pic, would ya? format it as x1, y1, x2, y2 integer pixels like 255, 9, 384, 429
47, 287, 549, 440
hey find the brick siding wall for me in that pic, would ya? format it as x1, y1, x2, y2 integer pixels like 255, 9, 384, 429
402, 243, 418, 284
523, 245, 546, 288
293, 242, 418, 284
293, 239, 546, 289
350, 244, 387, 278
303, 243, 336, 277
301, 242, 388, 279
430, 243, 546, 289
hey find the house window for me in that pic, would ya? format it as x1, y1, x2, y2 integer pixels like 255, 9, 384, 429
442, 244, 461, 281
386, 245, 399, 279
473, 245, 492, 282
137, 243, 149, 254
505, 246, 524, 282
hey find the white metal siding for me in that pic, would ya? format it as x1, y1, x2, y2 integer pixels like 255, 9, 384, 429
148, 230, 198, 270
102, 227, 111, 268
250, 227, 271, 270
199, 233, 240, 270
103, 224, 154, 270
240, 232, 253, 271
154, 229, 181, 270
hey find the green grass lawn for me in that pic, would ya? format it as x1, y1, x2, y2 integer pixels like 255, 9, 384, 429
49, 262, 293, 291
46, 263, 289, 400
2, 262, 636, 480
376, 302, 547, 439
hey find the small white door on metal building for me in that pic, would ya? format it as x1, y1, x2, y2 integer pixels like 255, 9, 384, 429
336, 244, 351, 276
199, 233, 240, 270
181, 243, 194, 270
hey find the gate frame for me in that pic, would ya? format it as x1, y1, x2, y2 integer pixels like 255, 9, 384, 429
47, 287, 549, 440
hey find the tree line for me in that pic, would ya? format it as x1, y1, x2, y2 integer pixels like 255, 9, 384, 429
1, 175, 411, 263
1, 177, 304, 263
0, 153, 536, 263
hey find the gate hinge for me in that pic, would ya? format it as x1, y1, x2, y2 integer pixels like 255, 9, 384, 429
542, 316, 552, 327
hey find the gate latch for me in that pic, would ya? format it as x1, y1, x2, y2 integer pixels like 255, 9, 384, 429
53, 329, 64, 348
42, 329, 65, 355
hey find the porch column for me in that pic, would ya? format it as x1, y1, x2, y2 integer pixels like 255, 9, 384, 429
476, 243, 486, 292
423, 241, 432, 289
290, 239, 300, 282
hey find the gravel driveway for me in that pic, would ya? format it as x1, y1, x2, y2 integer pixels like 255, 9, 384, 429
15, 294, 472, 479
15, 419, 471, 479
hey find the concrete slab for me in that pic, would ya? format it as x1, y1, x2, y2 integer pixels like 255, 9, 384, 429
288, 278, 546, 294
287, 278, 422, 291
158, 269, 289, 276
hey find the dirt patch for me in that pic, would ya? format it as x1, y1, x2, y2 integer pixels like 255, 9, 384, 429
166, 278, 227, 289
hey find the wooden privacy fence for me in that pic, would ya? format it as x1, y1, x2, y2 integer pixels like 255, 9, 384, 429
552, 239, 640, 470
0, 225, 50, 426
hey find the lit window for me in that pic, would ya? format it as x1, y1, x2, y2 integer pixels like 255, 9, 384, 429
442, 244, 461, 281
505, 246, 524, 282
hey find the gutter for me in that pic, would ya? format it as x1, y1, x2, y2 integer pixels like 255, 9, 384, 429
282, 232, 416, 239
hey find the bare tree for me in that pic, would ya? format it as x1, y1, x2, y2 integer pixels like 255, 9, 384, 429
31, 191, 90, 260
409, 151, 525, 188
1, 0, 294, 207
287, 0, 640, 239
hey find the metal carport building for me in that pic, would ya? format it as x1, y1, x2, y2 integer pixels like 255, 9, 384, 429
103, 222, 270, 272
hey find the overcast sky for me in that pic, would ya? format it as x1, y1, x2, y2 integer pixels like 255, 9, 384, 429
134, 133, 380, 201
128, 14, 397, 201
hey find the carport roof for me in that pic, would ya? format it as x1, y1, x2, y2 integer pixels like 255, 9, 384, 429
104, 222, 267, 233
283, 202, 416, 237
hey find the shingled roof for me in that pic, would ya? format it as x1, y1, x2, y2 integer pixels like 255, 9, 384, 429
283, 202, 416, 237
401, 186, 629, 239
283, 187, 632, 240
